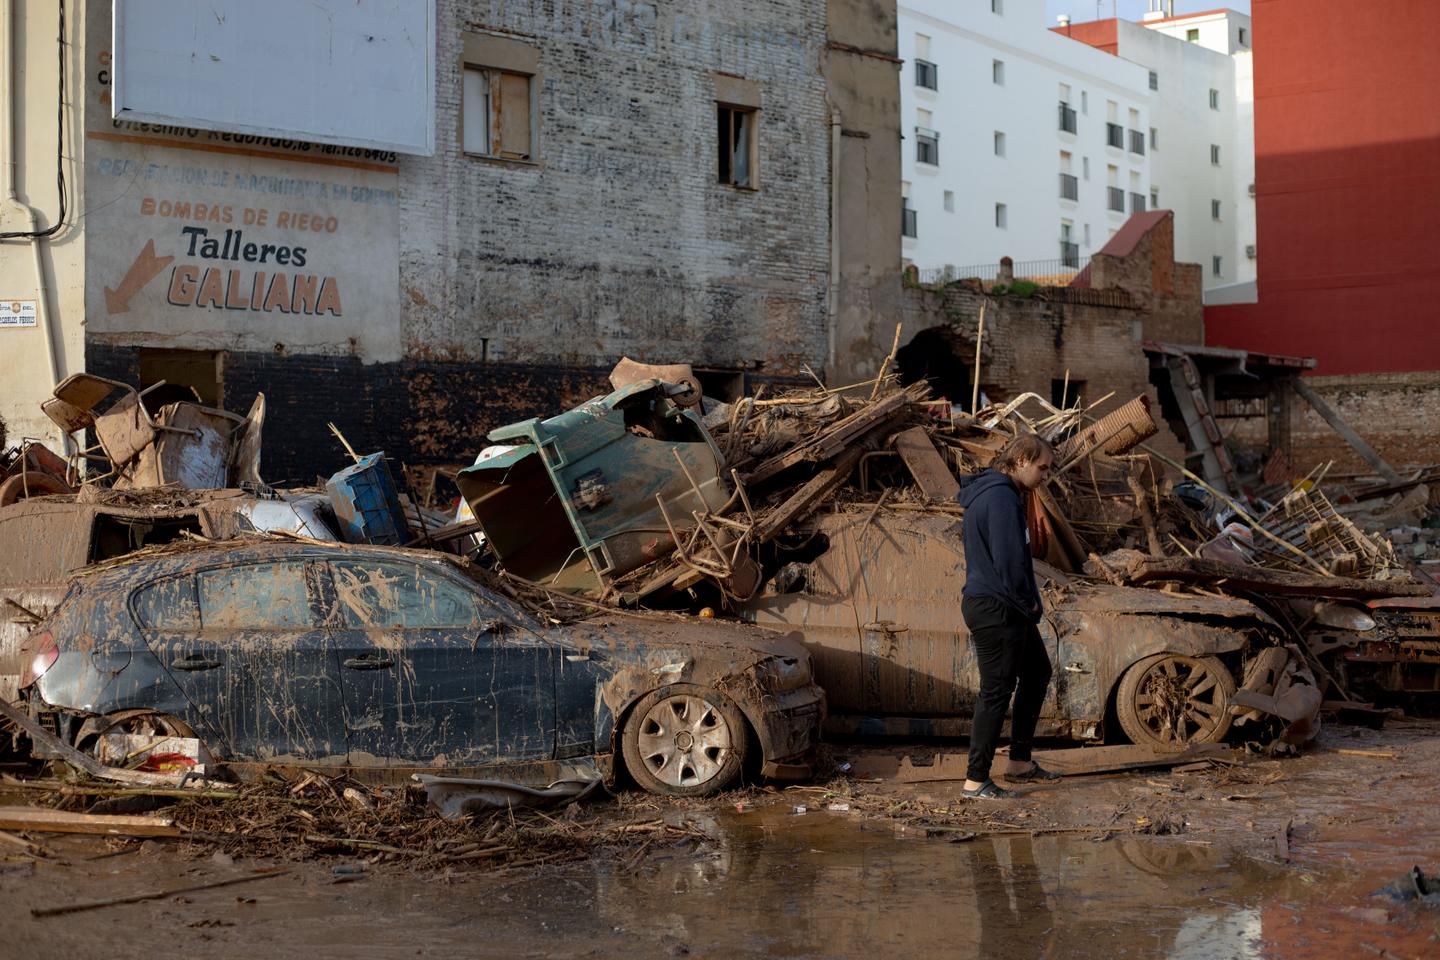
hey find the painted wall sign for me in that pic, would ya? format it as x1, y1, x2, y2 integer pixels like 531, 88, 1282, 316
83, 10, 403, 364
0, 300, 37, 328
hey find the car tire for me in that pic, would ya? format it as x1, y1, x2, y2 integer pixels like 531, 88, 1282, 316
621, 684, 748, 797
0, 470, 72, 506
1115, 653, 1236, 752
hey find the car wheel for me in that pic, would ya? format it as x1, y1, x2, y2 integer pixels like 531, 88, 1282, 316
621, 684, 748, 797
76, 710, 210, 773
1115, 653, 1236, 752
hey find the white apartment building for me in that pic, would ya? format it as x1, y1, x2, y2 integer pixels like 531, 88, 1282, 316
899, 0, 1151, 280
898, 1, 1254, 292
1113, 7, 1256, 292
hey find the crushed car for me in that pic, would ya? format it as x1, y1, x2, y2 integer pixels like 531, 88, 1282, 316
743, 508, 1319, 750
17, 539, 824, 796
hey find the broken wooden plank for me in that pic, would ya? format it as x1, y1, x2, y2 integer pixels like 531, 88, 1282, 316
743, 385, 923, 486
0, 806, 180, 838
1126, 556, 1431, 599
893, 427, 960, 501
753, 446, 866, 543
1290, 378, 1403, 486
32, 869, 289, 918
846, 743, 1230, 783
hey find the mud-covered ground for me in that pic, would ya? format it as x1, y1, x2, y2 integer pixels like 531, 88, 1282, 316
4, 719, 1438, 959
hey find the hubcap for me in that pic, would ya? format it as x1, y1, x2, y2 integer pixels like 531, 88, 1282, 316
636, 695, 733, 788
1134, 657, 1226, 745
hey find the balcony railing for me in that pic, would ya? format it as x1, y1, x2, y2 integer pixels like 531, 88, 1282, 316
1106, 122, 1123, 148
1128, 129, 1145, 155
913, 255, 1092, 286
901, 205, 917, 238
1059, 172, 1078, 200
1058, 102, 1077, 133
1130, 192, 1146, 213
1107, 186, 1125, 212
1060, 241, 1080, 268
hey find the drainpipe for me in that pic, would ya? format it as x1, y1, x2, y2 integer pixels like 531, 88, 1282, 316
2, 0, 70, 453
827, 106, 841, 378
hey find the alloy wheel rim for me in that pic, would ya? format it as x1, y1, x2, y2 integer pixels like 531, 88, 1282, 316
1134, 657, 1227, 745
636, 695, 733, 788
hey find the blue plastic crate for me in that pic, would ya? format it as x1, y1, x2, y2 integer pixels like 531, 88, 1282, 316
325, 452, 409, 546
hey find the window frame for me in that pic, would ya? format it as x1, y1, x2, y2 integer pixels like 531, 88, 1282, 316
915, 127, 940, 166
914, 58, 938, 91
994, 202, 1007, 229
992, 59, 1005, 86
461, 33, 541, 165
717, 103, 760, 189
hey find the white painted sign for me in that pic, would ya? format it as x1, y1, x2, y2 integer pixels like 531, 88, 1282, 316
112, 0, 436, 156
0, 300, 37, 328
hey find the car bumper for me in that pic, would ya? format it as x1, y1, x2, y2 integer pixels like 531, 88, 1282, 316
752, 682, 825, 779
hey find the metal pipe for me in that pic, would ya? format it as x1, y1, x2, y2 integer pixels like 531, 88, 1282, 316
826, 106, 841, 377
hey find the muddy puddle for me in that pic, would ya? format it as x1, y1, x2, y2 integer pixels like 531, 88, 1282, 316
12, 800, 1434, 959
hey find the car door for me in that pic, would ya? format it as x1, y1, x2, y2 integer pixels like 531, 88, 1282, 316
321, 558, 555, 767
153, 559, 348, 763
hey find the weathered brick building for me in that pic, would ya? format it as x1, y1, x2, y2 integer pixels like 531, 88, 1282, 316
0, 0, 901, 482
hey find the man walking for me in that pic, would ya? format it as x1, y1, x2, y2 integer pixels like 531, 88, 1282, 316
956, 434, 1059, 799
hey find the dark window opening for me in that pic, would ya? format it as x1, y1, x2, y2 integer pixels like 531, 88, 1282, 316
915, 59, 938, 90
90, 513, 203, 563
895, 326, 974, 410
138, 348, 223, 413
717, 105, 756, 188
1051, 378, 1087, 409
695, 369, 746, 403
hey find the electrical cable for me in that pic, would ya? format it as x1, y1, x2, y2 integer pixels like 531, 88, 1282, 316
1, 0, 66, 240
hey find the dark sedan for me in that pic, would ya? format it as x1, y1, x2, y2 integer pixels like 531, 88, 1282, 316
19, 540, 824, 796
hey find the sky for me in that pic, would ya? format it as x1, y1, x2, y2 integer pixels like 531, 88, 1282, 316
1044, 0, 1251, 24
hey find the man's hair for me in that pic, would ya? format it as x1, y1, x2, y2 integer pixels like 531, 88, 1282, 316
992, 433, 1054, 474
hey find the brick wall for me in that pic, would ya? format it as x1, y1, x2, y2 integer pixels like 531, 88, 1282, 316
1228, 371, 1440, 476
399, 0, 833, 377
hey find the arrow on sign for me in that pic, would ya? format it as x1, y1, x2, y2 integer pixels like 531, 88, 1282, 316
104, 240, 174, 315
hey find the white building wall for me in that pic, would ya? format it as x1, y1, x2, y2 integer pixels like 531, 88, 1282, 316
1115, 17, 1245, 288
898, 0, 1150, 276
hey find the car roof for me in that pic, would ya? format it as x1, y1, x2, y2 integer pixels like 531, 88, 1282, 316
71, 536, 471, 589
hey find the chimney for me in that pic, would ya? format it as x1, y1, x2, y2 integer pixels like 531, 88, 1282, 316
1057, 14, 1071, 26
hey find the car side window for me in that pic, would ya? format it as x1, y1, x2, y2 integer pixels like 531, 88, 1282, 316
329, 561, 478, 629
131, 575, 201, 631
197, 562, 313, 629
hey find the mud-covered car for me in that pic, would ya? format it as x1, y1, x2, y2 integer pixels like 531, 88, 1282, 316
18, 540, 823, 796
0, 490, 336, 701
743, 509, 1317, 750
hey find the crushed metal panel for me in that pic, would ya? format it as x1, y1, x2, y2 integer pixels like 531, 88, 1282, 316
458, 380, 728, 595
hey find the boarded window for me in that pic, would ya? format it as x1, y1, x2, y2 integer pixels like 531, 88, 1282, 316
463, 66, 534, 161
198, 562, 312, 629
329, 561, 477, 629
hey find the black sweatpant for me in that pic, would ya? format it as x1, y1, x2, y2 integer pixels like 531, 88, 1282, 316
962, 595, 1054, 782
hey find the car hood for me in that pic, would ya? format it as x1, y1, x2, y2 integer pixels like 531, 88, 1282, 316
1054, 581, 1275, 625
554, 612, 808, 666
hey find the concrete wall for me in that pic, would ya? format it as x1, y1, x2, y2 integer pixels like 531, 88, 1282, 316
0, 0, 87, 450
399, 0, 832, 378
1227, 371, 1440, 477
899, 0, 1150, 272
824, 0, 904, 383
3, 0, 886, 483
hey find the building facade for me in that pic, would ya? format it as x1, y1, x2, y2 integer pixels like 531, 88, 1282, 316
0, 0, 901, 480
1204, 0, 1440, 472
898, 0, 1151, 279
897, 1, 1253, 293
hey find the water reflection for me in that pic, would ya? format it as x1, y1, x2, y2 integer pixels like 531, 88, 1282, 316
551, 806, 1289, 958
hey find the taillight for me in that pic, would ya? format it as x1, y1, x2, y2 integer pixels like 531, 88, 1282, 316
20, 632, 58, 687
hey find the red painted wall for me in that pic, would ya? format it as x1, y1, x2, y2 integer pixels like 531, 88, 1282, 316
1205, 0, 1440, 374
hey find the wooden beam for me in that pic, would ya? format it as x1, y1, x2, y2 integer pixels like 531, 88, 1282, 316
754, 445, 866, 543
1290, 378, 1403, 485
893, 427, 960, 501
1126, 556, 1431, 599
0, 806, 180, 838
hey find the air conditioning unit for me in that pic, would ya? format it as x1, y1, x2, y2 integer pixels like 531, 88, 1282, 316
1245, 244, 1257, 259
1247, 182, 1256, 197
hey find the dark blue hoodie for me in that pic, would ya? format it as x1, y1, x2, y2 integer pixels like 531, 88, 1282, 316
956, 469, 1042, 622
